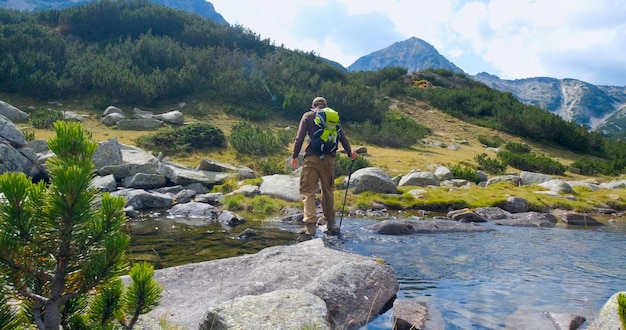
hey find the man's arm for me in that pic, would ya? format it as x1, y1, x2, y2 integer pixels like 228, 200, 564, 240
291, 114, 309, 169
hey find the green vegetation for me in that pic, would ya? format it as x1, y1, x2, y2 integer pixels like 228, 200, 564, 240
29, 108, 64, 128
5, 0, 626, 176
0, 122, 161, 329
474, 153, 507, 174
477, 134, 504, 148
617, 293, 626, 329
335, 154, 372, 177
350, 111, 431, 148
449, 163, 480, 183
498, 150, 566, 175
229, 120, 292, 156
135, 122, 227, 155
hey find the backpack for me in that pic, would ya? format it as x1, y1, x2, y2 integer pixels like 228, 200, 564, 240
310, 107, 340, 156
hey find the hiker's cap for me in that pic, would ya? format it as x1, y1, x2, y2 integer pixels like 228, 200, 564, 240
312, 97, 327, 107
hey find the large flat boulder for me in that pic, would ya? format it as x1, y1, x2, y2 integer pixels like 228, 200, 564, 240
136, 239, 399, 329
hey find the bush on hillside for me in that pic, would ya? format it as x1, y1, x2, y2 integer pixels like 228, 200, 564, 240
29, 108, 64, 129
497, 150, 566, 175
449, 163, 480, 184
334, 154, 371, 177
229, 120, 291, 156
504, 141, 531, 154
475, 153, 507, 175
135, 122, 226, 155
350, 112, 430, 148
569, 156, 618, 176
477, 135, 503, 148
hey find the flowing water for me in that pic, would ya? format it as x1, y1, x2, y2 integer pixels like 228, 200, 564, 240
128, 214, 626, 329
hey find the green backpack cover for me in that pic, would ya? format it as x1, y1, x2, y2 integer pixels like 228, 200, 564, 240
310, 107, 340, 156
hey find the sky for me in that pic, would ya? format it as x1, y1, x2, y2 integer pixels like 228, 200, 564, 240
209, 0, 626, 87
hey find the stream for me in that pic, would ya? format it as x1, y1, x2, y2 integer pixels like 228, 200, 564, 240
128, 214, 626, 329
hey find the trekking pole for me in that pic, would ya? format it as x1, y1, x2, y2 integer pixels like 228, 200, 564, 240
339, 159, 355, 230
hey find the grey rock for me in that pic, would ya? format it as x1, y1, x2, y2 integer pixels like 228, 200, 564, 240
365, 219, 493, 235
559, 212, 604, 226
567, 180, 599, 191
492, 211, 558, 227
434, 165, 453, 180
236, 228, 257, 239
116, 118, 162, 130
341, 167, 397, 194
134, 239, 397, 330
217, 210, 245, 228
259, 174, 300, 202
122, 173, 167, 189
442, 179, 469, 187
520, 171, 553, 185
92, 138, 123, 171
599, 180, 626, 189
474, 207, 512, 220
194, 192, 225, 206
168, 201, 219, 219
112, 189, 173, 210
538, 179, 573, 194
447, 208, 488, 222
158, 162, 232, 187
91, 174, 117, 192
133, 107, 153, 119
201, 289, 329, 330
586, 291, 625, 330
0, 101, 28, 122
504, 196, 529, 213
26, 139, 49, 153
0, 114, 26, 147
62, 110, 84, 121
119, 143, 157, 164
103, 106, 125, 116
0, 143, 39, 177
172, 189, 197, 204
153, 110, 184, 125
101, 112, 126, 126
197, 158, 256, 179
398, 170, 440, 187
99, 162, 158, 180
486, 174, 521, 187
232, 184, 259, 197
545, 312, 585, 330
392, 300, 427, 330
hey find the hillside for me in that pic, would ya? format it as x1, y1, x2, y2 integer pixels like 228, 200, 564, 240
9, 92, 588, 181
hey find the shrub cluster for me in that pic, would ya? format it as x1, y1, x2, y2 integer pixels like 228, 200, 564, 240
135, 122, 226, 155
475, 153, 507, 174
350, 112, 430, 148
334, 154, 371, 177
477, 135, 503, 148
29, 109, 64, 129
498, 150, 566, 175
449, 163, 480, 183
229, 120, 293, 156
504, 141, 531, 154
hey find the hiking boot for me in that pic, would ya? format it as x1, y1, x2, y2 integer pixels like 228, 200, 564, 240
324, 223, 340, 236
296, 223, 316, 242
296, 233, 313, 243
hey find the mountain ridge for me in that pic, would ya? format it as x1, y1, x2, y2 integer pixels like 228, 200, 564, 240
346, 36, 626, 135
0, 0, 228, 23
348, 36, 463, 74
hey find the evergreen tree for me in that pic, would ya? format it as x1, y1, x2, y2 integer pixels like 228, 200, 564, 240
0, 121, 160, 330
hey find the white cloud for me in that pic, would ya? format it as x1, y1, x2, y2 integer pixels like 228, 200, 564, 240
210, 0, 626, 86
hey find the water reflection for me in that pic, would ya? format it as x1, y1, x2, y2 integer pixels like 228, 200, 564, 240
128, 214, 626, 329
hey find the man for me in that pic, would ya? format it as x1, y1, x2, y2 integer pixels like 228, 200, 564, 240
291, 96, 358, 242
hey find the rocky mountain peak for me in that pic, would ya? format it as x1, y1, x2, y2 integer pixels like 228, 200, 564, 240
348, 37, 463, 73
